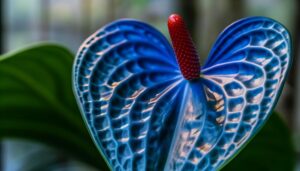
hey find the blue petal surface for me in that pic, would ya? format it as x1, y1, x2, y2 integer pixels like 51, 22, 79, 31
73, 17, 292, 171
73, 19, 186, 170
165, 17, 291, 170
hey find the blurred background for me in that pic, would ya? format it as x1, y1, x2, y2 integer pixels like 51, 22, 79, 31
0, 0, 299, 170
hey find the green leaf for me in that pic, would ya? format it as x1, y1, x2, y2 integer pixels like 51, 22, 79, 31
223, 113, 296, 171
0, 43, 109, 170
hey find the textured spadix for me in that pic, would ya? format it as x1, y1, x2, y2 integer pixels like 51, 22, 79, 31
168, 14, 201, 80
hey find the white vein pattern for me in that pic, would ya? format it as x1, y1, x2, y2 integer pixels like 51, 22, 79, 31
166, 17, 291, 171
73, 19, 185, 171
73, 17, 291, 171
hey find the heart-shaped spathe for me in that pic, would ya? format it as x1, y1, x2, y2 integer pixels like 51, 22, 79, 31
73, 15, 291, 171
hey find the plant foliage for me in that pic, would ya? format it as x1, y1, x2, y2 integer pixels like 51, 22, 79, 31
0, 44, 295, 171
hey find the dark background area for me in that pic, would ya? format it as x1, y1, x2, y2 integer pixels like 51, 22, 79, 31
0, 0, 299, 170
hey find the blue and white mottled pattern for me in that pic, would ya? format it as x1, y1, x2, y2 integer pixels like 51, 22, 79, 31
73, 17, 291, 171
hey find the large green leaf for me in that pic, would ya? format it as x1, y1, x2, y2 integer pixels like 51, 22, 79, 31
0, 44, 109, 170
0, 44, 295, 171
223, 113, 296, 171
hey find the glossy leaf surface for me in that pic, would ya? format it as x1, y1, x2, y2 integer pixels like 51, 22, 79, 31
0, 44, 109, 170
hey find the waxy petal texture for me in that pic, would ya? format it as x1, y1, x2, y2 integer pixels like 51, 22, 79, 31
73, 17, 291, 171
